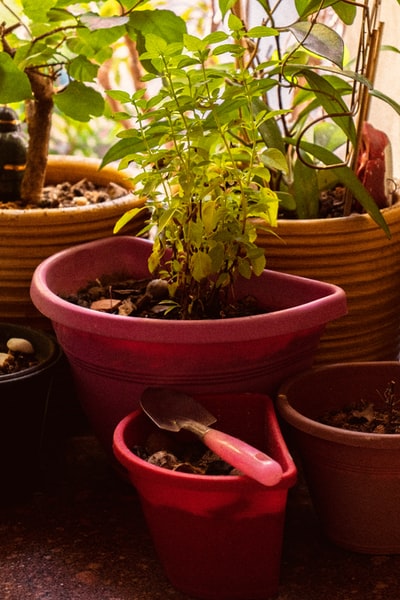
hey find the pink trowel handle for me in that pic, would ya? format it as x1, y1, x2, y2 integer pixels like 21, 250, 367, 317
202, 427, 283, 486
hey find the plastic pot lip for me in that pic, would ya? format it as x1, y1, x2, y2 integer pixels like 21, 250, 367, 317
113, 403, 297, 491
30, 236, 347, 343
0, 323, 62, 382
276, 361, 400, 448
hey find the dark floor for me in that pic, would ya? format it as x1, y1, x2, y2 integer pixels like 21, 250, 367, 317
2, 365, 400, 600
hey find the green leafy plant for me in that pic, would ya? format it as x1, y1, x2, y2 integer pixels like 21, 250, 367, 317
231, 0, 400, 226
0, 0, 182, 204
101, 0, 400, 318
104, 18, 281, 318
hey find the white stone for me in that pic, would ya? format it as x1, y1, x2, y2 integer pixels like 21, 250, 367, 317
0, 352, 10, 367
7, 337, 35, 354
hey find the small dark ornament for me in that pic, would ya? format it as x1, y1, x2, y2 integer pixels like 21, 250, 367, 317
0, 106, 27, 202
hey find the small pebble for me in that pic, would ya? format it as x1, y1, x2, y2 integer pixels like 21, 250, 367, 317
145, 279, 169, 300
148, 451, 179, 470
0, 352, 10, 367
7, 337, 34, 354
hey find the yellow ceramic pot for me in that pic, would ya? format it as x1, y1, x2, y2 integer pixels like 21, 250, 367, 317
256, 202, 400, 364
0, 155, 145, 328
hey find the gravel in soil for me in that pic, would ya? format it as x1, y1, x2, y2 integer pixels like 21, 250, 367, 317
63, 274, 264, 320
0, 178, 128, 209
318, 379, 400, 434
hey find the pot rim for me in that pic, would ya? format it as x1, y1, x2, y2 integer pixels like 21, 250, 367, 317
277, 361, 400, 448
30, 236, 347, 343
113, 393, 297, 491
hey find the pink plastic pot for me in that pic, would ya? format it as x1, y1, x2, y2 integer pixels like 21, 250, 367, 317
113, 392, 297, 600
30, 236, 346, 451
277, 362, 400, 554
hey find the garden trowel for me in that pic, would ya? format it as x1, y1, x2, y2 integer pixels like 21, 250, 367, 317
140, 387, 283, 486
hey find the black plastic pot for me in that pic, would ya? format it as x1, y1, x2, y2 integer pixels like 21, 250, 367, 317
0, 323, 62, 503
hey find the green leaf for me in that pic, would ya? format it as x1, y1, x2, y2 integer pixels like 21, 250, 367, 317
289, 22, 344, 68
0, 53, 32, 102
129, 10, 186, 74
295, 140, 391, 235
54, 81, 104, 121
247, 26, 278, 39
69, 55, 99, 82
292, 157, 320, 218
260, 148, 289, 174
22, 0, 58, 22
251, 98, 286, 155
218, 0, 239, 19
114, 207, 147, 234
300, 70, 356, 144
295, 0, 356, 24
227, 13, 243, 32
191, 251, 213, 282
313, 121, 346, 153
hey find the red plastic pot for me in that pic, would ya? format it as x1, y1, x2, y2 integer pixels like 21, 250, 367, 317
113, 392, 297, 600
30, 236, 346, 452
277, 362, 400, 554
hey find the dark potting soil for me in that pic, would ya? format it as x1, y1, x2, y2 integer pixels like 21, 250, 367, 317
132, 430, 239, 476
1, 178, 127, 209
318, 380, 400, 434
63, 274, 264, 320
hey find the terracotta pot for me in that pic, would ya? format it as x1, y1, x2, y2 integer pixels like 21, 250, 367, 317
277, 362, 400, 554
0, 155, 145, 328
30, 235, 346, 452
0, 323, 62, 503
113, 392, 297, 600
256, 202, 400, 363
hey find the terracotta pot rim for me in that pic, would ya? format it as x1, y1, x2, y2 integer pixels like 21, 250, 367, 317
0, 154, 137, 217
277, 361, 400, 448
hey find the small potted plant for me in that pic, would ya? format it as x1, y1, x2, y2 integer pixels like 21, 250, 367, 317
30, 11, 347, 452
277, 361, 400, 554
0, 0, 182, 325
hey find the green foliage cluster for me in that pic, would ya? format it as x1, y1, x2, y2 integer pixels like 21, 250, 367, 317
105, 16, 281, 317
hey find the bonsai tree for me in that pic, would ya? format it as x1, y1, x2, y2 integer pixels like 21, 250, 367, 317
100, 0, 400, 318
0, 0, 184, 205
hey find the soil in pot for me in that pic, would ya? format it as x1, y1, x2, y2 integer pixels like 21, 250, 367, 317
132, 430, 241, 476
1, 177, 128, 209
61, 273, 267, 320
318, 378, 400, 434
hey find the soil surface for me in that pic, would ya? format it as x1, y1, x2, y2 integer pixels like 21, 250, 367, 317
63, 274, 263, 320
318, 380, 400, 434
132, 430, 238, 475
0, 178, 127, 209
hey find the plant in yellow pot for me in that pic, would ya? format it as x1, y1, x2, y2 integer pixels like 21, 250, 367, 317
0, 0, 183, 326
229, 0, 400, 363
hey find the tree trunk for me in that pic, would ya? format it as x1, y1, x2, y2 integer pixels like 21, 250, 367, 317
20, 69, 54, 205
